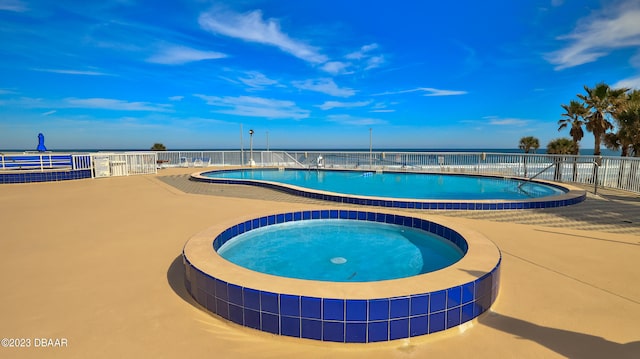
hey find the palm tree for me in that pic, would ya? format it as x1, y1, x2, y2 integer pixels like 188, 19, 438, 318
150, 143, 167, 151
558, 100, 587, 154
558, 100, 587, 180
519, 136, 540, 153
603, 132, 623, 155
612, 90, 640, 187
577, 82, 629, 157
612, 89, 640, 157
547, 138, 576, 181
518, 136, 539, 177
547, 138, 577, 155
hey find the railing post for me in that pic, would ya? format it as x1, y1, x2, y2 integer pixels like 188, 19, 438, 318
593, 160, 599, 195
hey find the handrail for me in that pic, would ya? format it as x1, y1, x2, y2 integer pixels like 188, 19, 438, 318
518, 158, 601, 195
284, 151, 305, 167
518, 162, 556, 188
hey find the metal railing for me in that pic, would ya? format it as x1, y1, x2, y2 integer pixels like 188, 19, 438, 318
72, 154, 93, 170
152, 150, 639, 194
0, 153, 94, 171
92, 152, 157, 178
3, 150, 638, 192
0, 153, 74, 171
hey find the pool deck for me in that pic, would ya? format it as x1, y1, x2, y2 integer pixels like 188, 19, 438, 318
1, 167, 638, 358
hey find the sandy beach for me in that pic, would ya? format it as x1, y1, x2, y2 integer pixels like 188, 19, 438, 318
1, 167, 638, 358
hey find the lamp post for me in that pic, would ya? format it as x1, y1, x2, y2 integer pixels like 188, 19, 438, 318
249, 129, 255, 166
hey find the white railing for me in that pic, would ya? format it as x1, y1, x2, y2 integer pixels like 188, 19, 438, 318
92, 152, 157, 178
72, 154, 92, 170
5, 150, 636, 192
0, 152, 85, 171
151, 150, 639, 194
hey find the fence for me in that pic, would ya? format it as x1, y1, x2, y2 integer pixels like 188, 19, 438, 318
0, 152, 156, 178
92, 152, 157, 178
2, 150, 638, 193
0, 153, 73, 171
153, 150, 640, 194
155, 150, 298, 168
0, 153, 95, 171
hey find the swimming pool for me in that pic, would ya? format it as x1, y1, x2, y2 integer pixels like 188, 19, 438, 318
217, 219, 465, 282
183, 209, 501, 342
192, 168, 586, 210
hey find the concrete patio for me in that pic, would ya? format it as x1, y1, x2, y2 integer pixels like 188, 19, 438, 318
1, 167, 638, 358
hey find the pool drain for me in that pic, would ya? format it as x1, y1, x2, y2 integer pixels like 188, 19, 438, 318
330, 257, 347, 264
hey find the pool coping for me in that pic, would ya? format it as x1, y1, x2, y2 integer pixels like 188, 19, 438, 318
183, 209, 501, 342
190, 168, 586, 210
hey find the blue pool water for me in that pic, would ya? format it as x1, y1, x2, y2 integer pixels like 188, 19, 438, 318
217, 219, 464, 282
203, 169, 565, 200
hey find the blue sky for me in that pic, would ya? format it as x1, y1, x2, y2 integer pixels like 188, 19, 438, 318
1, 0, 639, 150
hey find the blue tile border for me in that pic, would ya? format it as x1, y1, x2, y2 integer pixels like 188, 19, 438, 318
191, 168, 585, 211
211, 210, 470, 255
0, 169, 92, 184
183, 210, 501, 343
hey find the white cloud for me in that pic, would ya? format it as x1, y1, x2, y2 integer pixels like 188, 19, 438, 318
373, 87, 467, 96
292, 78, 355, 97
0, 96, 173, 113
346, 43, 379, 60
546, 1, 640, 70
194, 94, 309, 120
365, 55, 385, 70
370, 102, 395, 112
0, 0, 28, 12
485, 116, 530, 126
238, 71, 279, 90
327, 114, 387, 126
421, 87, 468, 97
373, 88, 422, 96
169, 96, 184, 101
199, 8, 327, 64
63, 98, 173, 112
317, 100, 371, 110
42, 110, 56, 116
321, 61, 352, 75
612, 75, 640, 90
32, 68, 110, 76
147, 45, 226, 65
551, 0, 564, 6
344, 43, 385, 72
